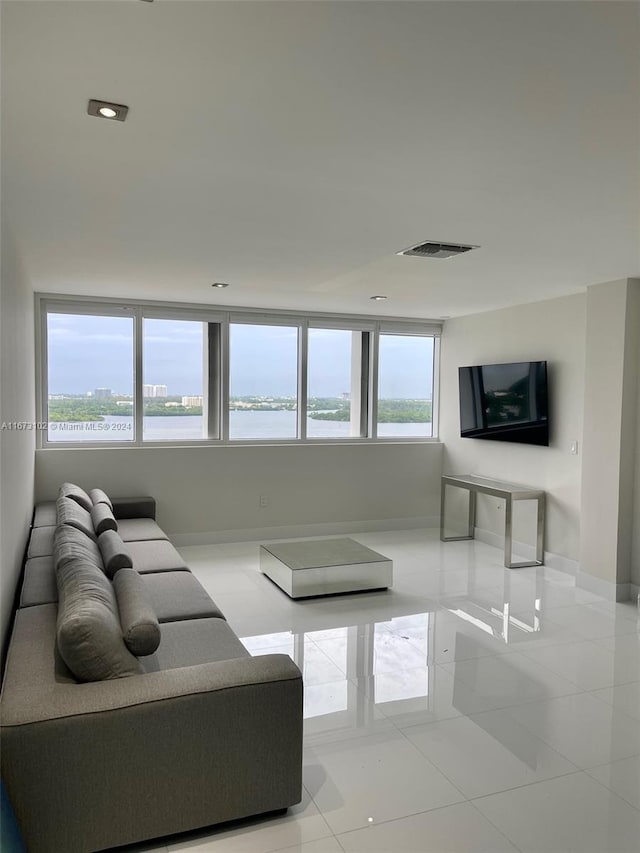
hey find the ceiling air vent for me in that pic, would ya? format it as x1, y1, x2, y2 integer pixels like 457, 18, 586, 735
397, 241, 478, 259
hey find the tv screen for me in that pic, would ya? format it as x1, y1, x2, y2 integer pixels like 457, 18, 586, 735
458, 361, 549, 446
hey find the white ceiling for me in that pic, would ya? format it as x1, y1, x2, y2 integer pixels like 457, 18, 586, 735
3, 1, 639, 319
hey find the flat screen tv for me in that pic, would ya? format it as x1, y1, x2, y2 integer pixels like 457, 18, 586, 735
458, 361, 549, 446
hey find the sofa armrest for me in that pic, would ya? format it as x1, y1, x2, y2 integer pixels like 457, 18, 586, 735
111, 495, 156, 520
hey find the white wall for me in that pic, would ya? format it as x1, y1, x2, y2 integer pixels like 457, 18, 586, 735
35, 442, 443, 540
629, 283, 640, 588
619, 280, 639, 588
439, 293, 586, 563
633, 371, 640, 588
0, 224, 35, 657
580, 279, 639, 592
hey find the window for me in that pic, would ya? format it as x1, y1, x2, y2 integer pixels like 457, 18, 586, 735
41, 300, 439, 445
46, 312, 135, 442
143, 319, 206, 441
307, 328, 367, 439
377, 334, 435, 437
229, 323, 299, 440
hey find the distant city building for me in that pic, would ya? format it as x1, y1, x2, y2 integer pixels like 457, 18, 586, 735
48, 394, 66, 401
181, 396, 203, 407
164, 402, 180, 408
340, 392, 350, 399
115, 400, 132, 407
94, 388, 112, 399
143, 384, 168, 398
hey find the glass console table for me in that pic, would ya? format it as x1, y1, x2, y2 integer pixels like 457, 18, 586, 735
440, 474, 545, 568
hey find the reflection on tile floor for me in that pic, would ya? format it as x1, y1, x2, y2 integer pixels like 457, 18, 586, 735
125, 529, 640, 853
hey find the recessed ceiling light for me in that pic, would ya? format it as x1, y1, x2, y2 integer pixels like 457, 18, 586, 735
87, 100, 129, 122
211, 282, 230, 289
370, 295, 387, 301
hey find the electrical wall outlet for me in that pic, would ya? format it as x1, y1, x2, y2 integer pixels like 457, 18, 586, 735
259, 495, 268, 508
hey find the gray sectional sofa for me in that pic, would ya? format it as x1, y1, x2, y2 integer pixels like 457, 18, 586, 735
0, 485, 303, 852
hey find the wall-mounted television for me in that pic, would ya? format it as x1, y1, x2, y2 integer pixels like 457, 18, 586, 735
458, 361, 549, 446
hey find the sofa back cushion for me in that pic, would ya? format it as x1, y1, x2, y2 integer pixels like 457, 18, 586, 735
56, 496, 96, 541
98, 530, 133, 579
58, 482, 93, 513
89, 487, 113, 511
113, 568, 161, 656
91, 503, 118, 536
53, 523, 103, 572
56, 558, 143, 681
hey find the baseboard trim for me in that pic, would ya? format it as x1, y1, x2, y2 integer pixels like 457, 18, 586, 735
473, 527, 579, 577
171, 515, 440, 547
575, 571, 634, 603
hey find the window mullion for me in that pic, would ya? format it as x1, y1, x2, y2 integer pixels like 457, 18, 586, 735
298, 321, 308, 440
205, 323, 222, 440
357, 332, 371, 439
369, 326, 380, 438
431, 336, 441, 439
38, 307, 48, 448
221, 316, 230, 441
134, 309, 143, 445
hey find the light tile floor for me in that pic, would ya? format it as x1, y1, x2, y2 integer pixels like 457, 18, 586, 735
122, 529, 640, 853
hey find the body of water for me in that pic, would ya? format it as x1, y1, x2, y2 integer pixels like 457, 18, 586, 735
47, 412, 432, 442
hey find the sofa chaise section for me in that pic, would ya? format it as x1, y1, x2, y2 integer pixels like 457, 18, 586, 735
2, 489, 304, 852
2, 605, 303, 853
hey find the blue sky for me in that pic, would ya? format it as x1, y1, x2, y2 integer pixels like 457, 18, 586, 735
47, 314, 434, 398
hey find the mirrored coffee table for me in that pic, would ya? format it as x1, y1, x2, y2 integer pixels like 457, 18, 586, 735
260, 538, 393, 599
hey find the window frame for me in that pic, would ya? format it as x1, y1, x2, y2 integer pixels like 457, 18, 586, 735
39, 301, 138, 447
37, 295, 441, 449
141, 311, 223, 443
306, 322, 374, 441
374, 325, 440, 441
228, 316, 303, 443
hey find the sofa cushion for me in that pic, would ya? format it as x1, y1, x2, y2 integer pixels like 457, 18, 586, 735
32, 501, 57, 528
56, 558, 143, 682
113, 568, 161, 656
91, 503, 118, 536
89, 488, 113, 510
53, 524, 103, 572
98, 530, 134, 579
20, 557, 57, 607
56, 496, 96, 540
142, 571, 225, 622
117, 518, 169, 542
27, 526, 56, 558
59, 482, 93, 513
128, 539, 189, 574
141, 617, 250, 673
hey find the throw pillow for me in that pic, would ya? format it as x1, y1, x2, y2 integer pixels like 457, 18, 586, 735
89, 488, 113, 511
56, 495, 96, 540
53, 524, 104, 573
58, 482, 93, 513
91, 503, 118, 536
56, 558, 142, 681
113, 568, 161, 656
98, 529, 133, 579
